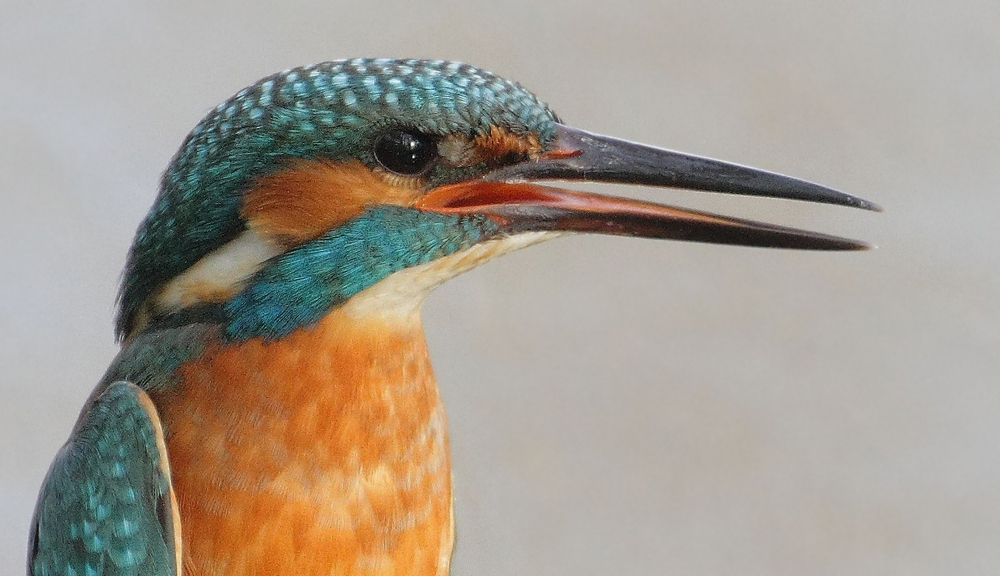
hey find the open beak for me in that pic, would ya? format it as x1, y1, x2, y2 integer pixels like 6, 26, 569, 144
418, 124, 879, 250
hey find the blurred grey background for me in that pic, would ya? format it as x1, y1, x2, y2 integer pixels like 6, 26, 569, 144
2, 1, 998, 574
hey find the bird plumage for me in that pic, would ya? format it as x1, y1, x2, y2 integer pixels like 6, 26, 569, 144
154, 306, 453, 575
30, 58, 876, 576
30, 381, 181, 576
117, 59, 557, 341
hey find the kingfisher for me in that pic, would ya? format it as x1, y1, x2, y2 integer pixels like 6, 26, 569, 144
28, 58, 877, 576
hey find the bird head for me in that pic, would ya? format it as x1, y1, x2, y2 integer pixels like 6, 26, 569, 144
117, 58, 876, 343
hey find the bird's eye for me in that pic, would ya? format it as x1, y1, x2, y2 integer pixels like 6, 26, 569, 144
374, 129, 437, 175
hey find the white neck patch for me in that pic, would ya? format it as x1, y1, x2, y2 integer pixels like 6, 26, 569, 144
340, 231, 559, 324
153, 229, 283, 317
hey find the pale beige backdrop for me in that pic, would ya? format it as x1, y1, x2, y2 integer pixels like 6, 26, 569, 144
2, 1, 998, 574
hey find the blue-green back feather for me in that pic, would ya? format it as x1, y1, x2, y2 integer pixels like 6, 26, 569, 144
29, 382, 178, 576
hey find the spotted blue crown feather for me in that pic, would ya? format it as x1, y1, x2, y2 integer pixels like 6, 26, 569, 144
117, 58, 560, 339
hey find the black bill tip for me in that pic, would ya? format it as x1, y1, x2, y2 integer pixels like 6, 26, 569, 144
486, 124, 882, 213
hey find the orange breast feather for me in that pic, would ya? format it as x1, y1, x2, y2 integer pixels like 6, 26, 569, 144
151, 309, 454, 576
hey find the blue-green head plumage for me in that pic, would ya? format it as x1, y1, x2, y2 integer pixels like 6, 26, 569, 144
118, 58, 561, 341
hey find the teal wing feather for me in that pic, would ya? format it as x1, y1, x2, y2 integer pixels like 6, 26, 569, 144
28, 381, 180, 576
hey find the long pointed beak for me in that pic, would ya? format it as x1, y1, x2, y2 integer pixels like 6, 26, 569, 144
418, 124, 879, 250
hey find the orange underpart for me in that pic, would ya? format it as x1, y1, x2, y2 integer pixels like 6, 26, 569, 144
151, 310, 453, 576
242, 160, 419, 247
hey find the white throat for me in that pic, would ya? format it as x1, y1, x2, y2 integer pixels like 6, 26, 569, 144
340, 231, 559, 323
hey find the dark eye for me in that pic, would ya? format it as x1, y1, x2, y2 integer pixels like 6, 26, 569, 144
374, 129, 437, 175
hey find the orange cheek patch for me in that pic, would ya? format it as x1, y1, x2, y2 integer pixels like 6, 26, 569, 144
242, 160, 420, 247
